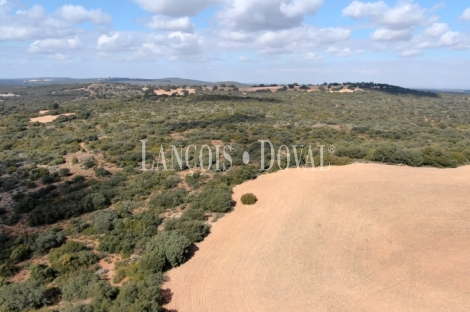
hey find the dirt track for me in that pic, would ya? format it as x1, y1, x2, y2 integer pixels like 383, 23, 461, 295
164, 163, 470, 312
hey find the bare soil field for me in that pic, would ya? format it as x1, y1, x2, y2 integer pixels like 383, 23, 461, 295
164, 163, 470, 312
30, 113, 75, 123
0, 93, 19, 97
154, 88, 196, 96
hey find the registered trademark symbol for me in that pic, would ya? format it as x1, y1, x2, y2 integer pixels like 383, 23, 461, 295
328, 145, 336, 154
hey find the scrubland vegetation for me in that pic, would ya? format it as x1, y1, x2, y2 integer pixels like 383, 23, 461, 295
0, 82, 469, 311
241, 193, 258, 205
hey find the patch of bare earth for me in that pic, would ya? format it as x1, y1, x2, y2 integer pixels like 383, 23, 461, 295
30, 113, 75, 123
154, 88, 196, 96
62, 143, 120, 177
99, 254, 123, 286
9, 269, 30, 283
239, 86, 282, 92
164, 163, 470, 312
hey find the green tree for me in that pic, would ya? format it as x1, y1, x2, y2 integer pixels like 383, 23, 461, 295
29, 264, 56, 283
241, 193, 257, 205
0, 281, 46, 311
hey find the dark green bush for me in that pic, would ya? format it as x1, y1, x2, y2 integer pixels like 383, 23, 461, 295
58, 168, 70, 177
95, 167, 112, 177
92, 210, 119, 234
371, 145, 425, 167
164, 219, 210, 243
164, 175, 181, 188
9, 244, 30, 263
82, 156, 97, 169
29, 264, 56, 283
421, 147, 457, 168
191, 188, 232, 213
335, 147, 367, 159
34, 228, 66, 254
108, 273, 164, 312
67, 218, 90, 235
241, 193, 257, 205
0, 281, 46, 311
0, 263, 19, 278
48, 242, 98, 274
450, 152, 467, 165
61, 271, 96, 301
140, 231, 192, 273
149, 188, 187, 212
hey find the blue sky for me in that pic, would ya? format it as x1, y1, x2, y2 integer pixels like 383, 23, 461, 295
1, 0, 470, 88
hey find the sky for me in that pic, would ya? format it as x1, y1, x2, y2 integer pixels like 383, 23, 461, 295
0, 0, 470, 88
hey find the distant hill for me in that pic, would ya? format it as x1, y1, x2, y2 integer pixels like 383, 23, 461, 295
0, 78, 452, 95
417, 89, 470, 95
0, 77, 217, 87
0, 77, 251, 88
215, 81, 251, 88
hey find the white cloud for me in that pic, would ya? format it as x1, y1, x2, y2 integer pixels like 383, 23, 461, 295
342, 1, 387, 19
314, 27, 351, 44
168, 31, 204, 54
55, 5, 111, 24
371, 28, 411, 41
459, 8, 470, 21
400, 49, 422, 57
422, 23, 449, 37
28, 37, 81, 53
15, 5, 46, 21
0, 3, 111, 41
217, 0, 323, 31
54, 53, 67, 60
343, 1, 425, 30
303, 52, 322, 60
133, 0, 217, 17
326, 47, 351, 57
220, 31, 254, 42
255, 27, 349, 47
372, 43, 388, 51
97, 33, 140, 52
239, 55, 248, 62
280, 0, 325, 18
137, 43, 162, 55
213, 26, 350, 56
93, 31, 206, 60
98, 33, 120, 48
439, 31, 465, 47
145, 16, 194, 32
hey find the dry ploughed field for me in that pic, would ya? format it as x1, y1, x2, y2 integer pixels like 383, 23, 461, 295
165, 163, 470, 311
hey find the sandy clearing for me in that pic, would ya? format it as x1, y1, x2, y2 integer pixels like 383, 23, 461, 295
240, 86, 282, 92
30, 113, 75, 123
0, 93, 19, 97
39, 110, 49, 115
9, 269, 30, 283
164, 163, 470, 312
154, 88, 196, 96
62, 143, 121, 177
99, 254, 123, 285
